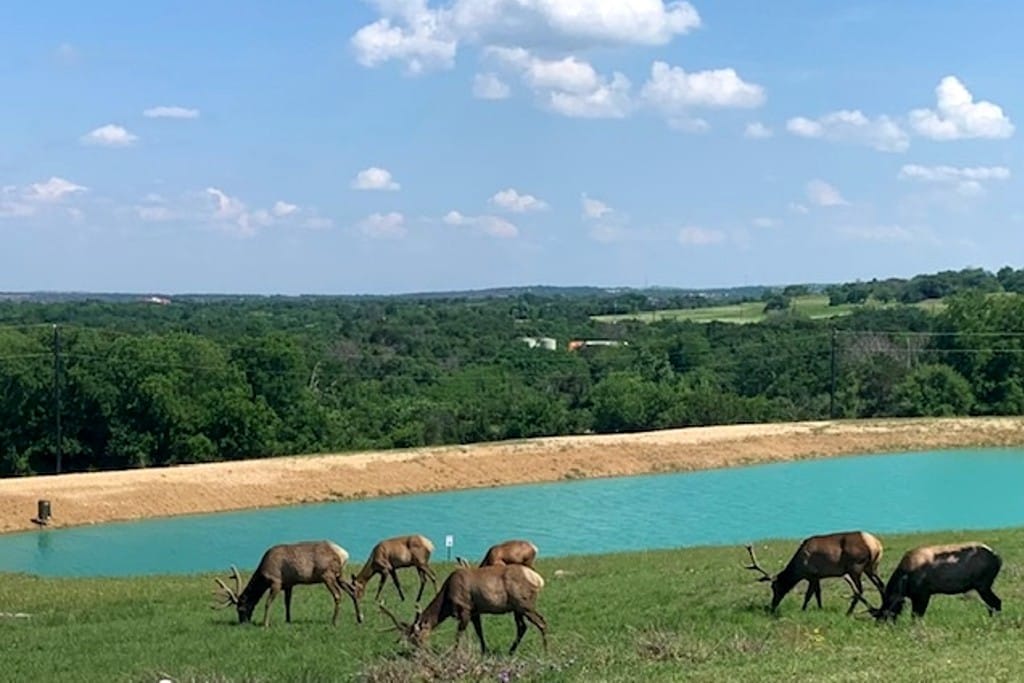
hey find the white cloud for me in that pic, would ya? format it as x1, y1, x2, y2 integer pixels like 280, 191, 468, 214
641, 62, 765, 116
909, 76, 1013, 140
788, 202, 809, 215
352, 1, 702, 74
752, 217, 780, 228
786, 110, 909, 152
490, 188, 548, 212
472, 72, 510, 99
443, 210, 518, 238
25, 177, 87, 203
837, 224, 916, 243
488, 47, 632, 118
143, 106, 200, 119
81, 124, 138, 147
678, 225, 725, 246
358, 211, 407, 238
271, 200, 299, 217
899, 164, 1009, 197
744, 122, 773, 139
806, 179, 849, 207
351, 166, 401, 191
581, 194, 612, 219
204, 188, 295, 236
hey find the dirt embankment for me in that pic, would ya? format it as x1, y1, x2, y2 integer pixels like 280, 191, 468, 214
2, 417, 1024, 534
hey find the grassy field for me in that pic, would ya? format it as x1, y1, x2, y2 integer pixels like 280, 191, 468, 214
3, 527, 1023, 682
593, 295, 946, 324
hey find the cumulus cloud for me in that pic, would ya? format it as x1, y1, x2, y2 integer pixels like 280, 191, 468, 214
205, 188, 309, 236
143, 106, 200, 119
358, 211, 407, 238
744, 122, 773, 139
351, 166, 401, 191
581, 194, 612, 219
271, 200, 299, 217
677, 226, 725, 246
472, 72, 510, 99
490, 188, 548, 212
81, 124, 138, 147
443, 210, 518, 238
641, 61, 765, 110
806, 179, 849, 207
352, 0, 702, 74
909, 76, 1013, 140
24, 177, 88, 203
788, 202, 810, 215
899, 164, 1010, 196
786, 110, 909, 152
488, 47, 632, 118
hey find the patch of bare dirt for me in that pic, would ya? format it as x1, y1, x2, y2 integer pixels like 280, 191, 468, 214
2, 417, 1023, 534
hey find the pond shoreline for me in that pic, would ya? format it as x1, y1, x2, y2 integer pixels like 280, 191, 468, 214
2, 416, 1024, 535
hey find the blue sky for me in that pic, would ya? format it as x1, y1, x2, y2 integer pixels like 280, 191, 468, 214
1, 1, 1022, 295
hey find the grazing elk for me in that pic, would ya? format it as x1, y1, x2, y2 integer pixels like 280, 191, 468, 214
457, 539, 539, 568
380, 564, 548, 655
213, 540, 361, 627
351, 534, 438, 604
870, 542, 1003, 620
745, 531, 885, 614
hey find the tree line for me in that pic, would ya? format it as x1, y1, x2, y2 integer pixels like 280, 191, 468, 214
2, 268, 1023, 476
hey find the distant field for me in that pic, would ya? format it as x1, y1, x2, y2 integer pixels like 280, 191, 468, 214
594, 295, 946, 324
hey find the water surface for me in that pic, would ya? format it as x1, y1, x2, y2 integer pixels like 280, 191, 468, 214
1, 448, 1021, 577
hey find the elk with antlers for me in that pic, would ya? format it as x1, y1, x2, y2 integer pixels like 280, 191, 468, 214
380, 563, 548, 655
744, 531, 885, 614
870, 542, 1003, 620
457, 539, 538, 569
351, 534, 438, 604
213, 540, 361, 627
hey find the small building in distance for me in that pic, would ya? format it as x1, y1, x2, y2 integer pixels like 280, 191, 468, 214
567, 339, 628, 351
519, 336, 557, 350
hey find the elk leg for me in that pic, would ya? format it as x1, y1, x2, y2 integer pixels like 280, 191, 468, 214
978, 587, 1002, 615
263, 586, 280, 627
454, 611, 470, 652
846, 575, 865, 616
509, 613, 527, 655
389, 569, 406, 602
284, 586, 293, 623
867, 571, 886, 598
415, 568, 428, 603
374, 572, 388, 601
522, 609, 548, 653
910, 593, 930, 618
801, 581, 815, 611
323, 578, 342, 626
472, 613, 488, 654
815, 580, 823, 609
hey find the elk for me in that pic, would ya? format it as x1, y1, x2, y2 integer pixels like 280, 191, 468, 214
871, 542, 1003, 620
351, 534, 438, 604
380, 564, 548, 655
744, 531, 885, 614
457, 539, 539, 568
213, 540, 362, 627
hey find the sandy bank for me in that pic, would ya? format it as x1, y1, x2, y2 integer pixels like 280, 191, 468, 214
2, 417, 1023, 534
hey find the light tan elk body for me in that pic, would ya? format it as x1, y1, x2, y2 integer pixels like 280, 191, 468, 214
213, 540, 361, 626
873, 542, 1003, 619
745, 531, 885, 614
381, 564, 548, 654
458, 539, 539, 568
352, 534, 438, 603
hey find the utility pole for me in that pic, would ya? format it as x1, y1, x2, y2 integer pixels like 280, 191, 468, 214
53, 324, 62, 474
829, 328, 837, 419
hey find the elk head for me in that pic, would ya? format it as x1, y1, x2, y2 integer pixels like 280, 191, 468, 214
743, 545, 784, 609
212, 565, 253, 623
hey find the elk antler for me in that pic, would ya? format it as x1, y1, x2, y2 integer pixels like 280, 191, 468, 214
743, 545, 773, 582
378, 602, 409, 633
212, 566, 242, 608
230, 565, 242, 595
455, 556, 471, 568
843, 576, 880, 617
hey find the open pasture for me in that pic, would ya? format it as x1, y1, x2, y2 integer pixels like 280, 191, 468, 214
3, 527, 1023, 682
592, 295, 945, 324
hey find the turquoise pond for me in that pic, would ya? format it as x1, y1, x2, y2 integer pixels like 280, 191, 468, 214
1, 448, 1023, 577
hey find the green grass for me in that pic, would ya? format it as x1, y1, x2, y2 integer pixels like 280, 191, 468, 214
593, 295, 946, 324
3, 527, 1023, 682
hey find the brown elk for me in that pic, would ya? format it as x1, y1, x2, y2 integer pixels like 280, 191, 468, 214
457, 539, 539, 568
744, 531, 885, 614
213, 540, 362, 626
380, 564, 548, 655
869, 542, 1003, 620
351, 534, 438, 604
